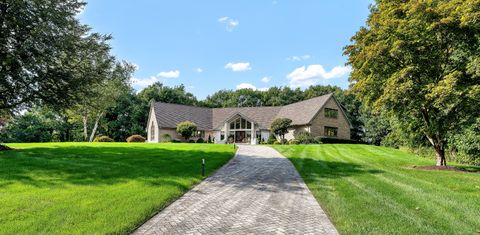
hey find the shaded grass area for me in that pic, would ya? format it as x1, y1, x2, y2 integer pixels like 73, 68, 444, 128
0, 143, 235, 234
274, 144, 480, 235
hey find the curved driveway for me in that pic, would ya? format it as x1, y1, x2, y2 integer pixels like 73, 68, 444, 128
133, 145, 338, 235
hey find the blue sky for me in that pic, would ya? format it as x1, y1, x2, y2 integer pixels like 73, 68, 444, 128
79, 0, 372, 99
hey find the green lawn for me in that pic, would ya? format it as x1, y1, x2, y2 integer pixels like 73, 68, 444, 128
0, 142, 235, 234
274, 144, 480, 235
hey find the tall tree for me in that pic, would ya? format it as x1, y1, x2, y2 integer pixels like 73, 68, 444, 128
69, 62, 134, 142
0, 0, 113, 113
345, 0, 480, 166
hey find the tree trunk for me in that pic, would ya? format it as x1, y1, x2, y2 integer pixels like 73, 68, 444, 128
88, 112, 103, 142
425, 131, 447, 166
435, 146, 446, 166
82, 115, 88, 141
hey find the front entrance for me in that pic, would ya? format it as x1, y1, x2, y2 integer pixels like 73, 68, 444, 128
235, 131, 246, 143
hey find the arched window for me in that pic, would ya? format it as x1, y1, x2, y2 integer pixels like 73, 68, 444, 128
229, 117, 252, 130
150, 122, 155, 141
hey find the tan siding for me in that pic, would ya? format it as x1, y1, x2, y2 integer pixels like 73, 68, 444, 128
284, 126, 310, 141
159, 128, 183, 141
310, 97, 351, 139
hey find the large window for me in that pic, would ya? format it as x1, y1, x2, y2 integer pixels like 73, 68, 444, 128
229, 117, 252, 130
150, 122, 155, 141
324, 108, 338, 119
324, 126, 338, 137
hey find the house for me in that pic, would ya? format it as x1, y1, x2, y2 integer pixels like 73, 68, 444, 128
146, 93, 352, 144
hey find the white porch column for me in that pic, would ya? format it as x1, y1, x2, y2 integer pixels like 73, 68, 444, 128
251, 124, 256, 145
223, 122, 228, 144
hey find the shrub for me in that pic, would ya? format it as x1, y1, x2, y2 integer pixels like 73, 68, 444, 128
161, 134, 172, 143
449, 120, 480, 165
319, 137, 357, 144
314, 136, 323, 144
273, 140, 281, 145
188, 139, 195, 143
294, 132, 316, 144
176, 121, 197, 140
94, 135, 114, 142
126, 135, 146, 143
267, 133, 276, 144
171, 139, 181, 143
196, 138, 204, 143
288, 139, 300, 145
207, 135, 212, 143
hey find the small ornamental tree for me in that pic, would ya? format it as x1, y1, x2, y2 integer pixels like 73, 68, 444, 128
176, 121, 197, 141
270, 118, 292, 145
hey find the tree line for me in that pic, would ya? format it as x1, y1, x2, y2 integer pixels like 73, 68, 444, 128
0, 0, 478, 166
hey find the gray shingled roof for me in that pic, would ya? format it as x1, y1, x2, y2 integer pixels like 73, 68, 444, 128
153, 103, 212, 129
151, 94, 336, 130
276, 94, 332, 126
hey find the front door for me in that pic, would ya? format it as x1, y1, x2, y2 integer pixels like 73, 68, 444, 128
235, 131, 246, 143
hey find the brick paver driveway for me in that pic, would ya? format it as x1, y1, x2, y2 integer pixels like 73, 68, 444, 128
133, 145, 338, 235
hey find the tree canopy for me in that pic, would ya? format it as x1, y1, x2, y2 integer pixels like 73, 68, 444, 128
345, 0, 480, 166
0, 0, 114, 113
270, 118, 292, 144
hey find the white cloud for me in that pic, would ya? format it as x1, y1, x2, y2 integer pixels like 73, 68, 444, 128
286, 55, 311, 61
225, 62, 251, 72
236, 83, 257, 90
157, 70, 180, 78
131, 76, 159, 89
218, 16, 239, 32
195, 68, 203, 73
287, 64, 351, 88
261, 76, 271, 83
235, 83, 269, 91
131, 69, 180, 89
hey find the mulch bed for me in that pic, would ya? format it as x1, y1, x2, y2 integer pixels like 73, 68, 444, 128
0, 144, 14, 151
412, 165, 468, 172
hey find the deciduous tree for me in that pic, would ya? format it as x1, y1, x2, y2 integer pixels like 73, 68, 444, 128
0, 0, 113, 113
270, 118, 292, 144
345, 0, 480, 166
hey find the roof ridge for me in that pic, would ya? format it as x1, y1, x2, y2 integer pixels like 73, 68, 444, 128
154, 93, 333, 109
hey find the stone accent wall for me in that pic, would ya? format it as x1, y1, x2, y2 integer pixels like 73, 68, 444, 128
310, 97, 351, 140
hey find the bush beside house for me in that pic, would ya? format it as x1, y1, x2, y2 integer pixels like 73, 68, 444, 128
126, 135, 146, 143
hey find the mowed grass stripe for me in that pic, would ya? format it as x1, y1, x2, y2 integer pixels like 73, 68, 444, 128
274, 144, 480, 235
0, 143, 235, 234
333, 145, 480, 231
325, 146, 443, 234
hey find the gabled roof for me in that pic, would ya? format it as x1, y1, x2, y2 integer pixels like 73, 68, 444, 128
276, 94, 332, 126
152, 102, 212, 130
212, 106, 282, 129
151, 94, 347, 130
